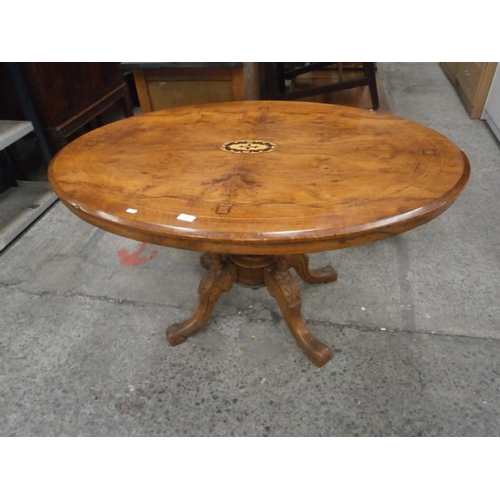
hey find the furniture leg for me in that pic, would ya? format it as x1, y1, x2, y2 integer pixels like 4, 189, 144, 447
364, 62, 379, 110
287, 254, 338, 284
264, 257, 332, 367
166, 254, 237, 345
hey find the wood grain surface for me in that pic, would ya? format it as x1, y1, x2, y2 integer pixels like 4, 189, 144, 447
48, 100, 470, 255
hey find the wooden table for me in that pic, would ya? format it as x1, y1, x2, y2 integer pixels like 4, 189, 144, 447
121, 63, 260, 112
48, 101, 470, 367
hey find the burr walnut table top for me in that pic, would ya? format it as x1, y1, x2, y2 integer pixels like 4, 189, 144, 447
48, 100, 470, 255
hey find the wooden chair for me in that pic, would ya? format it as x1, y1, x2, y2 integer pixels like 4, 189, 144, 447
274, 62, 379, 110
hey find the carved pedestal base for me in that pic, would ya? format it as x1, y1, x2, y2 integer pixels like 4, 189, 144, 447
166, 253, 337, 367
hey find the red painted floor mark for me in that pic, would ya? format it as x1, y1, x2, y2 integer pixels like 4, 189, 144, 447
117, 242, 159, 267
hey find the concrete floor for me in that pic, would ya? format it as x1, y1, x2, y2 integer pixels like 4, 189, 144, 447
1, 63, 500, 436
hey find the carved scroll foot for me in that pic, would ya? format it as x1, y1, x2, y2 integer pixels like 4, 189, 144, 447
264, 259, 332, 367
288, 254, 338, 284
166, 254, 236, 346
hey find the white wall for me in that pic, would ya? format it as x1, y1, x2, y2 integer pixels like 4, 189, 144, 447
482, 65, 500, 142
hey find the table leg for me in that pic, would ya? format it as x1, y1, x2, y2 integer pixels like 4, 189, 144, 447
264, 257, 332, 367
166, 254, 237, 346
167, 253, 335, 367
287, 254, 338, 284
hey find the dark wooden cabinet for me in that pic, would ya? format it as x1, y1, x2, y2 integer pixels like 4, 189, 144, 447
0, 62, 133, 154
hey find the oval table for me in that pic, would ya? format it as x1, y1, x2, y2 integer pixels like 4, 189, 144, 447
48, 101, 470, 367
